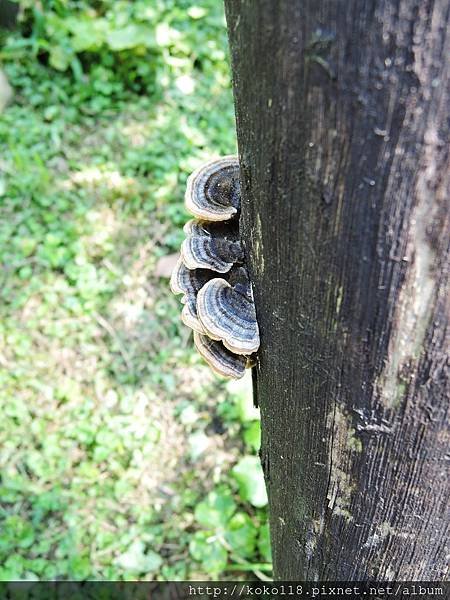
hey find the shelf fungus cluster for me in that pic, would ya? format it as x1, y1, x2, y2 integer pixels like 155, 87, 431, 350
170, 156, 259, 379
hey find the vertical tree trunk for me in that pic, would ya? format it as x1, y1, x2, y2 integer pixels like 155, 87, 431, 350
0, 0, 19, 28
225, 0, 449, 580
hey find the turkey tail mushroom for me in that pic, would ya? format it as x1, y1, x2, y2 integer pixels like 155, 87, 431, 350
170, 155, 260, 379
193, 332, 247, 379
170, 257, 211, 298
196, 278, 260, 355
181, 296, 207, 335
181, 236, 243, 273
182, 219, 242, 272
185, 155, 240, 221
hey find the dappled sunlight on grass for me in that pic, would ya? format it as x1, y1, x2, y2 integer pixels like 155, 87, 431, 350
120, 121, 151, 148
0, 0, 270, 582
60, 168, 137, 195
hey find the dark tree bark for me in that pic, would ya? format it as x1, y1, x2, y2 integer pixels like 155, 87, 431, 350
0, 0, 19, 29
225, 0, 449, 581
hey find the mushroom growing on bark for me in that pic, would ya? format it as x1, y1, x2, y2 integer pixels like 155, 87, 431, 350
181, 295, 207, 335
171, 156, 259, 378
193, 332, 247, 379
196, 278, 259, 355
170, 257, 211, 299
185, 155, 240, 221
181, 229, 243, 273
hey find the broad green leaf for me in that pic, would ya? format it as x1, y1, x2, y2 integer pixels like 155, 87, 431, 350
106, 25, 153, 51
67, 18, 108, 52
227, 374, 259, 422
258, 523, 272, 562
2, 554, 26, 579
232, 456, 268, 508
114, 541, 162, 574
189, 532, 228, 574
194, 490, 236, 529
243, 421, 261, 451
225, 512, 257, 559
68, 555, 91, 579
49, 45, 72, 71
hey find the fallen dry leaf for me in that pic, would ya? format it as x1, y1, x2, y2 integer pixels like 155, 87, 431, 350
155, 252, 179, 278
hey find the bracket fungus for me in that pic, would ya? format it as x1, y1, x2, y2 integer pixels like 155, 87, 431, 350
196, 278, 259, 355
181, 235, 243, 273
181, 298, 206, 335
171, 156, 260, 379
185, 155, 240, 221
193, 332, 247, 379
170, 257, 211, 298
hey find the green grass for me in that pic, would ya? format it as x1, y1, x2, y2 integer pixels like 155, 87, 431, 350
0, 0, 271, 581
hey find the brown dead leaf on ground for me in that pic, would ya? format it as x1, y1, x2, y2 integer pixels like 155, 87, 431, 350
155, 252, 179, 278
0, 69, 12, 112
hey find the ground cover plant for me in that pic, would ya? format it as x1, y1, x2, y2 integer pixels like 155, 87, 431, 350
0, 0, 271, 580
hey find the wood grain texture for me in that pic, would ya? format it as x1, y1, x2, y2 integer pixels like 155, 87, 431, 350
225, 0, 449, 580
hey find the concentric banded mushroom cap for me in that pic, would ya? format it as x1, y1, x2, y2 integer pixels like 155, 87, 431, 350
181, 296, 206, 334
193, 332, 247, 379
185, 156, 240, 222
181, 236, 243, 273
170, 257, 212, 297
170, 257, 186, 295
196, 278, 260, 355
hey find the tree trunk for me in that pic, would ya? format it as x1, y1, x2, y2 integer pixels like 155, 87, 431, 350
225, 0, 449, 581
0, 0, 19, 29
